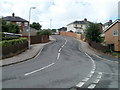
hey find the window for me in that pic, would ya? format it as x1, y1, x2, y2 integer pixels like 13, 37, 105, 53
6, 21, 10, 24
24, 22, 28, 26
16, 22, 21, 26
113, 30, 118, 36
81, 25, 83, 28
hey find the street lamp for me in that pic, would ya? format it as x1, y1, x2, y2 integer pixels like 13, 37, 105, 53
28, 7, 36, 48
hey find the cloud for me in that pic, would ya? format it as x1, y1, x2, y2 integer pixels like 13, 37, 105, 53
0, 0, 119, 29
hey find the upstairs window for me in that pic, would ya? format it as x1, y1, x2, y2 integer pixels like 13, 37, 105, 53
113, 30, 118, 36
16, 22, 21, 26
24, 22, 28, 26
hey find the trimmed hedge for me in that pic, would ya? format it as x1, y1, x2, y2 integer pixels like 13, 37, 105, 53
2, 37, 19, 41
0, 38, 27, 47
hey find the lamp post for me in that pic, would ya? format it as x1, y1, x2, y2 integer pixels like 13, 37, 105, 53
28, 7, 36, 48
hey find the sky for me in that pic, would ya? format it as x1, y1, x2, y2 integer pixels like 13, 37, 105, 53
0, 0, 119, 29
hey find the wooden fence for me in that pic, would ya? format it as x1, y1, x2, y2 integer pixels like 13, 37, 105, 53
22, 35, 49, 44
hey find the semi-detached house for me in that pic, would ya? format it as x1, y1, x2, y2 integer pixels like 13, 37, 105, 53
4, 13, 38, 36
67, 18, 90, 39
104, 19, 120, 51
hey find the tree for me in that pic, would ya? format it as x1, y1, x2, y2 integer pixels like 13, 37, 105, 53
37, 29, 52, 36
1, 18, 20, 33
7, 22, 20, 33
51, 29, 56, 32
30, 22, 42, 30
86, 22, 102, 43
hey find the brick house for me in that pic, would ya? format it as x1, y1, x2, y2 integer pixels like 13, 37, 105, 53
104, 19, 120, 51
4, 13, 38, 36
4, 13, 29, 30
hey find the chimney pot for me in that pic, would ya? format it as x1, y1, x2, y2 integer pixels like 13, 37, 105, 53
84, 18, 87, 21
109, 20, 112, 23
12, 13, 15, 17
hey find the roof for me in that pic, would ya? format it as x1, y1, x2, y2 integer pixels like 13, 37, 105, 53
67, 20, 90, 26
103, 19, 120, 32
104, 22, 112, 26
4, 16, 28, 22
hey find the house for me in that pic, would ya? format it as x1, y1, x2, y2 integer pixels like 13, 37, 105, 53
104, 19, 120, 51
4, 13, 38, 36
67, 18, 90, 33
103, 20, 113, 30
67, 18, 90, 39
58, 27, 67, 32
4, 13, 29, 30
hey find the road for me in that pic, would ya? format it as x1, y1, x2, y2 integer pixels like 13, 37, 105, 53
2, 35, 119, 89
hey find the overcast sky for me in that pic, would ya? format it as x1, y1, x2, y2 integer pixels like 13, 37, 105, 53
0, 0, 119, 29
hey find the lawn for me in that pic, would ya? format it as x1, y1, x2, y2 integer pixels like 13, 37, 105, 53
111, 52, 120, 58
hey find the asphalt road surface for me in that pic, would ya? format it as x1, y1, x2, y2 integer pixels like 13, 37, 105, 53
2, 35, 119, 89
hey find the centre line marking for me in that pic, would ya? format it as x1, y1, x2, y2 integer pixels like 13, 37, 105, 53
24, 63, 55, 76
62, 45, 65, 47
57, 53, 60, 60
59, 48, 62, 52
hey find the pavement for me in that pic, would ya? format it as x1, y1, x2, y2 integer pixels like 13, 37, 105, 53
76, 38, 119, 62
0, 36, 56, 67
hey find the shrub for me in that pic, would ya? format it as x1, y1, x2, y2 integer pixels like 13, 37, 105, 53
37, 30, 52, 36
0, 38, 27, 47
0, 32, 5, 37
2, 37, 19, 41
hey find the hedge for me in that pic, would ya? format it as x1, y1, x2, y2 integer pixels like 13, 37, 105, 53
37, 30, 52, 36
2, 37, 19, 41
0, 38, 27, 47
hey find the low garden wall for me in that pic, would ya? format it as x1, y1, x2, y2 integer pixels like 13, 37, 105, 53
2, 41, 28, 59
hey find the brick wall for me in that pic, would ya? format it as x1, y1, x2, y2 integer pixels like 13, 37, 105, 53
60, 31, 82, 40
22, 35, 49, 44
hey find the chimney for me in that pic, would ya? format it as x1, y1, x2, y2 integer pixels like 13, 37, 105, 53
12, 13, 15, 17
84, 18, 87, 21
109, 20, 112, 24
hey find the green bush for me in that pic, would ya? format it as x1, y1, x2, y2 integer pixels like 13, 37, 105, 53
37, 30, 52, 36
0, 32, 5, 37
0, 38, 27, 47
2, 37, 19, 41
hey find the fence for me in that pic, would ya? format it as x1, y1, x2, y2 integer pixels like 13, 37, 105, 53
22, 35, 49, 44
2, 41, 28, 59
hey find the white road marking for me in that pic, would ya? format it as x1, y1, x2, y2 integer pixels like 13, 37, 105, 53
76, 82, 85, 87
95, 71, 119, 75
97, 73, 102, 79
76, 53, 96, 88
24, 63, 55, 76
82, 77, 90, 82
88, 73, 93, 78
88, 84, 96, 89
34, 47, 44, 58
85, 53, 96, 68
93, 78, 100, 84
62, 45, 64, 47
90, 71, 95, 74
59, 48, 62, 52
57, 53, 60, 60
